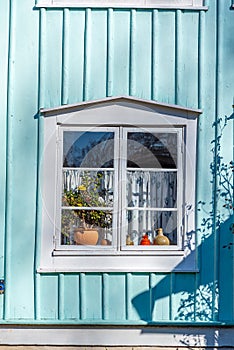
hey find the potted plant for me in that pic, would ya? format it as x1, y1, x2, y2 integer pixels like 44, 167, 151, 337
63, 171, 112, 245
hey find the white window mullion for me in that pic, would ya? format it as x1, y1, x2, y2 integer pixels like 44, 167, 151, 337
119, 127, 127, 250
113, 127, 120, 251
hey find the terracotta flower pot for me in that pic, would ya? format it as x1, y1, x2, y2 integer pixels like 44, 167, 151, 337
74, 228, 99, 245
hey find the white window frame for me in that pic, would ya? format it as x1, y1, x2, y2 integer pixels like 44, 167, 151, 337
57, 126, 120, 252
39, 96, 201, 272
57, 126, 183, 253
120, 127, 184, 252
35, 0, 207, 10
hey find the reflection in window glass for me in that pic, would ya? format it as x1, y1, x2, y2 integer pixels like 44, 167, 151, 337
127, 132, 177, 168
63, 131, 114, 168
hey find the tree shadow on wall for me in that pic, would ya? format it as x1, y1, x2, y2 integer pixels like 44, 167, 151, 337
131, 112, 234, 347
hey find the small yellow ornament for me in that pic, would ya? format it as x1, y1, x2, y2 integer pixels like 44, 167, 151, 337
126, 235, 134, 245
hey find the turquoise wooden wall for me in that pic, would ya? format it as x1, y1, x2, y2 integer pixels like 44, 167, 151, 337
0, 0, 233, 324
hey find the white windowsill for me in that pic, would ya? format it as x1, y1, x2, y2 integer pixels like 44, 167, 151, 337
52, 248, 185, 255
35, 4, 208, 10
38, 251, 197, 272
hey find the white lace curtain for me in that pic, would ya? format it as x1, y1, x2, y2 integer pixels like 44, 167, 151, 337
63, 169, 177, 244
127, 171, 177, 244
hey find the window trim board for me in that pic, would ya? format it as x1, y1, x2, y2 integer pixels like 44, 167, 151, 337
39, 96, 201, 272
35, 0, 208, 10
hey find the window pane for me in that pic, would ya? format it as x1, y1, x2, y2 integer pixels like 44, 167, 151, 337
61, 209, 113, 246
127, 170, 177, 208
61, 169, 114, 246
125, 210, 177, 246
63, 131, 114, 168
62, 170, 114, 207
127, 132, 177, 168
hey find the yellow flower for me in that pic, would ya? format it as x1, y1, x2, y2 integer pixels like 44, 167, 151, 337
78, 185, 86, 191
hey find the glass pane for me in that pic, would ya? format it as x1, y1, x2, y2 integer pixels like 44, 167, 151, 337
63, 131, 114, 168
127, 171, 177, 208
61, 209, 113, 246
61, 169, 114, 246
62, 170, 114, 208
125, 210, 177, 246
127, 132, 177, 168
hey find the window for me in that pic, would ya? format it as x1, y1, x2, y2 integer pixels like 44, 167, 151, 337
60, 127, 182, 250
39, 96, 201, 272
36, 0, 207, 9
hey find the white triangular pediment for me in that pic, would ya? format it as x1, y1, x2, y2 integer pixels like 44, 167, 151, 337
41, 96, 202, 121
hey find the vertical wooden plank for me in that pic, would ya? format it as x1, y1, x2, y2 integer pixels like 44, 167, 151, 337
211, 0, 221, 322
68, 10, 85, 104
196, 0, 217, 323
38, 8, 47, 109
44, 10, 63, 107
134, 11, 152, 100
215, 0, 234, 322
58, 273, 65, 320
40, 275, 58, 319
171, 273, 196, 321
175, 9, 182, 106
88, 10, 108, 101
4, 0, 16, 321
112, 10, 130, 96
0, 0, 9, 320
4, 0, 39, 320
107, 9, 114, 97
102, 273, 109, 320
151, 9, 158, 101
106, 273, 126, 321
128, 273, 150, 322
129, 9, 136, 96
156, 10, 176, 104
6, 0, 39, 319
125, 272, 131, 321
35, 7, 47, 321
83, 274, 102, 320
64, 274, 80, 320
198, 10, 205, 110
151, 273, 171, 321
176, 11, 199, 108
62, 8, 70, 105
79, 272, 86, 320
63, 274, 80, 319
83, 8, 91, 101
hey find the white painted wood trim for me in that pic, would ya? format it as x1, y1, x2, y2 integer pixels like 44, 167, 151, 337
40, 95, 202, 116
0, 325, 233, 347
35, 0, 208, 10
38, 253, 197, 272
